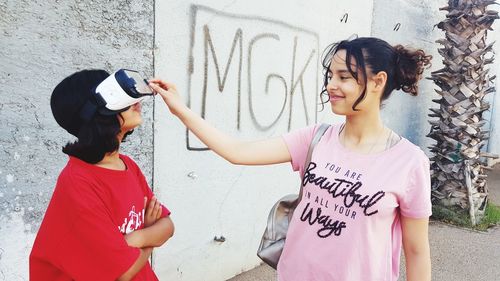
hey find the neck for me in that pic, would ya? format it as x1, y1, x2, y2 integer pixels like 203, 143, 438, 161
343, 110, 385, 144
95, 150, 126, 170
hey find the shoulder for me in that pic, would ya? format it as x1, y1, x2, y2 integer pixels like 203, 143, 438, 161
59, 158, 95, 186
399, 139, 429, 163
51, 160, 105, 212
394, 139, 430, 178
283, 123, 340, 141
58, 157, 116, 200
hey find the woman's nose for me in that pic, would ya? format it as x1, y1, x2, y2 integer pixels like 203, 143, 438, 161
327, 78, 339, 91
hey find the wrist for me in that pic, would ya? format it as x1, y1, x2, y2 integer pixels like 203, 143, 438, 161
176, 104, 191, 120
142, 247, 153, 255
125, 230, 146, 248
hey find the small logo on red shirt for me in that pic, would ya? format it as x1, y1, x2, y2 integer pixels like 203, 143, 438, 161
118, 206, 144, 234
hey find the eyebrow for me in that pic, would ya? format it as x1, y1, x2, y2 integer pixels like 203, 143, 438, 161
329, 69, 352, 74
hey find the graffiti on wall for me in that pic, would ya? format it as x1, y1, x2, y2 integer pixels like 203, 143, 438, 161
187, 5, 319, 150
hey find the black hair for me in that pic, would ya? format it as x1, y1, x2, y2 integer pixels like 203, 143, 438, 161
50, 69, 134, 164
319, 36, 432, 111
62, 113, 133, 164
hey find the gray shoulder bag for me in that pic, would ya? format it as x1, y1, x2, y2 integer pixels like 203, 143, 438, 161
257, 123, 330, 269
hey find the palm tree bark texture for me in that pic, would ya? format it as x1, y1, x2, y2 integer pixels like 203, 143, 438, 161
428, 0, 499, 224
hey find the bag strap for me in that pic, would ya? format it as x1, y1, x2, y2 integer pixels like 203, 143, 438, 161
297, 123, 330, 202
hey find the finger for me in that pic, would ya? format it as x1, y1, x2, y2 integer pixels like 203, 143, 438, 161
143, 197, 147, 209
147, 197, 157, 217
153, 198, 161, 214
149, 80, 177, 91
155, 206, 162, 219
154, 201, 162, 219
149, 84, 170, 100
148, 83, 167, 96
148, 80, 169, 90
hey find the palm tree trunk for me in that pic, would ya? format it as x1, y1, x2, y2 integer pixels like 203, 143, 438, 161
428, 0, 499, 225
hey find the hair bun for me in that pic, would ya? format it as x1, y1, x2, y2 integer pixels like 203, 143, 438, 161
393, 45, 432, 96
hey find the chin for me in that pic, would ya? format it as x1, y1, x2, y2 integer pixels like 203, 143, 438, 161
330, 104, 347, 116
122, 119, 143, 132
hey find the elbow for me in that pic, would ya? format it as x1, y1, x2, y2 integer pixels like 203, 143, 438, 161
225, 152, 245, 165
155, 218, 175, 247
224, 142, 249, 165
404, 242, 430, 259
226, 156, 237, 165
227, 157, 242, 165
165, 221, 175, 240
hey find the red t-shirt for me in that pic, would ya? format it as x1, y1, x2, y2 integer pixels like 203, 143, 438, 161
30, 155, 171, 281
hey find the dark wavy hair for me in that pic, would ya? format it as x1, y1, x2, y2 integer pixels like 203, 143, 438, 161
62, 114, 133, 164
319, 36, 432, 111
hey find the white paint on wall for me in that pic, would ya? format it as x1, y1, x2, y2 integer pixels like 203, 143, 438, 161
154, 1, 373, 280
0, 211, 36, 281
6, 174, 14, 183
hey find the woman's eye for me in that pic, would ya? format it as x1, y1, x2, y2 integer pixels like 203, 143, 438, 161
340, 76, 350, 80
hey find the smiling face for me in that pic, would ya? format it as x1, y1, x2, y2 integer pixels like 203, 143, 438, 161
326, 49, 383, 116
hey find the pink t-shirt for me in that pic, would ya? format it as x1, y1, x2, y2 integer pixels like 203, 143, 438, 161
279, 124, 431, 281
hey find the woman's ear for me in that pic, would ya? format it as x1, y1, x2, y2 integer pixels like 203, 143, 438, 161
372, 71, 388, 93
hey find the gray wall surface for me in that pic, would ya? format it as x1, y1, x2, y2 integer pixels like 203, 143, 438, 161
372, 0, 446, 150
372, 0, 500, 161
0, 1, 154, 279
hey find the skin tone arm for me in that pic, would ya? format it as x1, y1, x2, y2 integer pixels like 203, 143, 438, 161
117, 247, 154, 281
124, 217, 174, 248
124, 196, 175, 248
401, 216, 431, 281
119, 197, 174, 280
148, 80, 291, 165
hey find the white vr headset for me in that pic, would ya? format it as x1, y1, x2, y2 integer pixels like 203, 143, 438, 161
95, 69, 154, 113
80, 69, 154, 121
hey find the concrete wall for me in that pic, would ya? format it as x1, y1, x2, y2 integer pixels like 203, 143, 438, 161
372, 0, 499, 161
372, 0, 447, 150
0, 1, 155, 280
153, 1, 372, 280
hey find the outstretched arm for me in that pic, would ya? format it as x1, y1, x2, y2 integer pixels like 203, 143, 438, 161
149, 80, 291, 165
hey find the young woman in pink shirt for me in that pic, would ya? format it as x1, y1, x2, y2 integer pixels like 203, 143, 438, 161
151, 37, 432, 281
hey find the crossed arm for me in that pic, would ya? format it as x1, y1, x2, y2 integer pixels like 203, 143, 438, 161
117, 197, 175, 281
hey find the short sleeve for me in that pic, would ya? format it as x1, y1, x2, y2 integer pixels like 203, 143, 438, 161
282, 124, 320, 174
57, 176, 140, 280
399, 152, 432, 218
